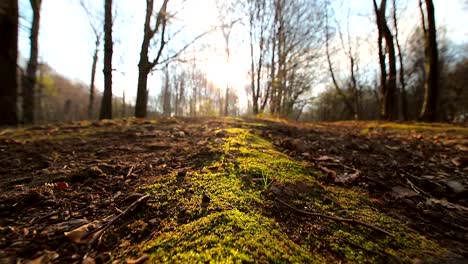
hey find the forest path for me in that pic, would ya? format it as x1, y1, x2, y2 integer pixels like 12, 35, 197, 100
0, 118, 466, 263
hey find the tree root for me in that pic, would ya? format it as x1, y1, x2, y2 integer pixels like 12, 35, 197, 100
275, 198, 394, 237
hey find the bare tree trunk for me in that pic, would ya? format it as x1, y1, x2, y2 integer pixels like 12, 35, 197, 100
249, 17, 259, 115
373, 0, 397, 120
88, 37, 99, 119
135, 0, 168, 118
23, 0, 41, 124
224, 87, 229, 116
392, 0, 408, 120
264, 32, 275, 112
100, 0, 113, 120
162, 66, 171, 116
136, 65, 150, 117
419, 0, 439, 121
122, 90, 126, 117
350, 56, 359, 120
270, 0, 281, 115
325, 8, 354, 118
0, 0, 19, 126
36, 62, 43, 123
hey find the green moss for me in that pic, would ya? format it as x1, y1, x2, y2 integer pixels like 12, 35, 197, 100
222, 128, 316, 185
128, 125, 446, 263
144, 210, 316, 263
369, 122, 468, 134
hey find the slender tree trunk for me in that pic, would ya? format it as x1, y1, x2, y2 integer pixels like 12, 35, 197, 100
376, 27, 387, 118
136, 65, 150, 117
0, 0, 19, 126
162, 66, 171, 116
249, 18, 259, 115
264, 33, 275, 112
23, 0, 41, 124
100, 0, 113, 119
325, 8, 354, 118
224, 87, 229, 116
88, 38, 99, 119
419, 0, 439, 121
392, 0, 408, 120
350, 56, 359, 120
135, 0, 168, 118
36, 63, 43, 123
373, 0, 397, 120
122, 90, 126, 117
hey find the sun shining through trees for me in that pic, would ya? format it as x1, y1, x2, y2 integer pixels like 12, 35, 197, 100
1, 0, 468, 263
6, 0, 466, 123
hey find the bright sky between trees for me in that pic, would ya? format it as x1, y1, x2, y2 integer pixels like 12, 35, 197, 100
18, 0, 467, 110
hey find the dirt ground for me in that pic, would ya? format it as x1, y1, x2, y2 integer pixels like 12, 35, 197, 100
0, 117, 466, 263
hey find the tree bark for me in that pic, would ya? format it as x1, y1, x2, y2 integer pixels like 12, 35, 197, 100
392, 0, 408, 120
162, 66, 171, 116
325, 8, 354, 119
135, 0, 168, 118
224, 87, 229, 116
0, 0, 19, 126
88, 38, 99, 119
249, 15, 259, 115
419, 0, 439, 121
373, 0, 397, 120
100, 0, 113, 120
23, 0, 41, 124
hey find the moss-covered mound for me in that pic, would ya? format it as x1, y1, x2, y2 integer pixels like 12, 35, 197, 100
127, 126, 446, 263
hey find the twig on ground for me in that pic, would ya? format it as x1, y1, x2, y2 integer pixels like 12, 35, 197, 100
404, 175, 432, 198
126, 166, 134, 177
84, 193, 150, 256
30, 210, 59, 224
275, 198, 394, 237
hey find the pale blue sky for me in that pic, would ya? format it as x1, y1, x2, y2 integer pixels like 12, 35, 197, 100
18, 0, 467, 106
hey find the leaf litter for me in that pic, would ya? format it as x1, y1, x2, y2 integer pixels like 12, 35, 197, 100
0, 117, 466, 263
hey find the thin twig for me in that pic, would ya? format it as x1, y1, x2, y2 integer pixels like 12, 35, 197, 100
30, 210, 59, 224
126, 166, 134, 177
275, 198, 394, 237
85, 193, 150, 255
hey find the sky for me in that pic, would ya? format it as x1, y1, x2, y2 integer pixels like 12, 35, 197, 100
18, 0, 468, 109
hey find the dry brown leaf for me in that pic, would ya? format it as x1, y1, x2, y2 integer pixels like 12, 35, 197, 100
319, 166, 337, 179
82, 256, 96, 264
26, 250, 59, 264
451, 157, 467, 167
455, 145, 468, 151
314, 155, 338, 162
55, 182, 69, 190
334, 170, 361, 184
64, 222, 100, 244
126, 254, 149, 264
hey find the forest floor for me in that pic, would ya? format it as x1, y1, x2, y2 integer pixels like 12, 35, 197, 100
0, 117, 467, 264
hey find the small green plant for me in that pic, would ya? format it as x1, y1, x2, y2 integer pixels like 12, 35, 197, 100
261, 171, 272, 189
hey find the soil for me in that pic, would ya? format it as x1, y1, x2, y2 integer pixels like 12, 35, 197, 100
0, 117, 466, 263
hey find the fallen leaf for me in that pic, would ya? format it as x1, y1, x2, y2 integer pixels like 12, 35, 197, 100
82, 256, 96, 264
385, 145, 400, 151
319, 166, 337, 180
314, 155, 337, 162
26, 250, 59, 264
391, 186, 419, 199
451, 157, 467, 167
55, 182, 69, 190
455, 145, 468, 151
126, 254, 149, 264
64, 221, 98, 244
334, 170, 361, 185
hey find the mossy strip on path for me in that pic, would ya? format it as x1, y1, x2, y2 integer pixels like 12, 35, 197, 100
129, 126, 446, 263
